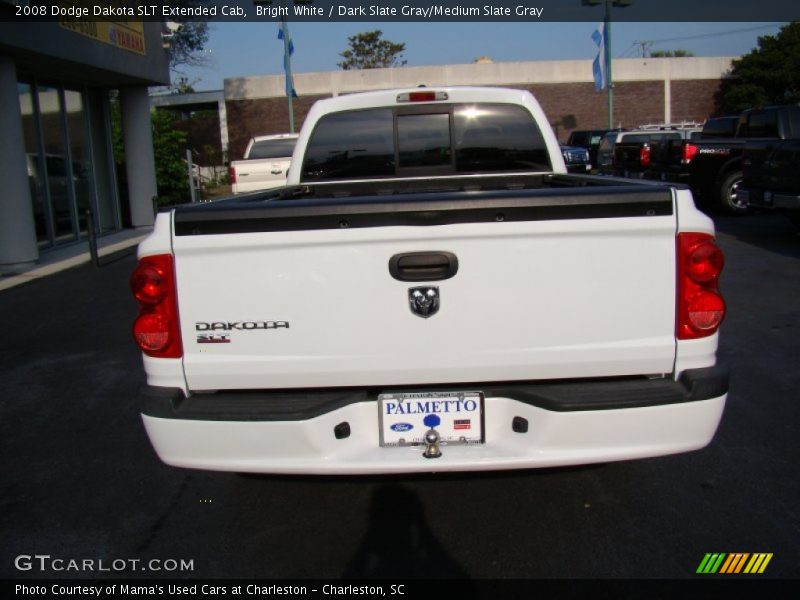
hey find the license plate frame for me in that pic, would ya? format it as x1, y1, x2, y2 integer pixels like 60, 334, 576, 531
378, 391, 485, 447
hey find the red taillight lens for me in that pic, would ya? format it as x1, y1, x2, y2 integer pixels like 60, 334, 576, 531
133, 313, 171, 352
396, 91, 448, 103
686, 241, 724, 284
228, 166, 237, 184
639, 145, 651, 167
131, 264, 167, 304
409, 91, 436, 102
131, 254, 182, 358
682, 143, 698, 164
677, 233, 726, 340
686, 290, 726, 332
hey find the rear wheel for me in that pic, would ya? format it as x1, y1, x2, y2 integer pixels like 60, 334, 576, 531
718, 171, 749, 214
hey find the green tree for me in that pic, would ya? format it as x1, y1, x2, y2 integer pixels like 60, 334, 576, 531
162, 3, 210, 92
338, 30, 407, 70
167, 21, 209, 71
650, 49, 695, 57
718, 22, 800, 114
150, 110, 191, 205
111, 100, 190, 207
170, 75, 198, 95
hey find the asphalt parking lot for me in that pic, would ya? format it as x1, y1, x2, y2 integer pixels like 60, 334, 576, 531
1, 213, 798, 581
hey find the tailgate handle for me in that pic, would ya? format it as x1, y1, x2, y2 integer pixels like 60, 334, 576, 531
389, 252, 458, 282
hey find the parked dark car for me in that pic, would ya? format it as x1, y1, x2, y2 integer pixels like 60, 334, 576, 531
739, 138, 800, 228
567, 128, 624, 166
560, 145, 591, 173
595, 131, 622, 173
697, 116, 739, 139
613, 124, 702, 179
648, 106, 800, 213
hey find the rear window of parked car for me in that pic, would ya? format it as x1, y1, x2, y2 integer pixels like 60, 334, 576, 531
301, 104, 551, 181
701, 117, 739, 138
247, 139, 297, 160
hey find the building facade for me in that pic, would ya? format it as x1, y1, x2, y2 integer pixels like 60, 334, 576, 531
0, 14, 169, 274
221, 57, 733, 161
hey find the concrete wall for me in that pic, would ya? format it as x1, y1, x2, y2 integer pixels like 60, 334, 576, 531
224, 57, 734, 100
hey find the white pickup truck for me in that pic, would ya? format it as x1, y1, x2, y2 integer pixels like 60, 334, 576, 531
229, 133, 298, 194
132, 87, 728, 474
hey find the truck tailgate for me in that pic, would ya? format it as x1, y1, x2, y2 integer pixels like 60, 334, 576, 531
172, 190, 677, 390
232, 158, 291, 193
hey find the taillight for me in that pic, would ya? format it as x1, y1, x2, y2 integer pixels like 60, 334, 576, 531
396, 91, 449, 103
131, 264, 167, 304
677, 233, 725, 340
639, 144, 651, 168
131, 254, 182, 358
228, 165, 237, 184
682, 143, 698, 165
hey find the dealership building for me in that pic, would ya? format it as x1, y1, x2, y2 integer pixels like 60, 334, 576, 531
0, 13, 169, 275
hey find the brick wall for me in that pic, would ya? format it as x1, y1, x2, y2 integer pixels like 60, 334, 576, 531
226, 95, 328, 161
510, 81, 665, 142
670, 79, 723, 123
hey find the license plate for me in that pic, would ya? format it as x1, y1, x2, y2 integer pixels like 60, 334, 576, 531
378, 391, 484, 447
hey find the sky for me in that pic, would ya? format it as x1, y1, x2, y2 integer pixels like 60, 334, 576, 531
177, 21, 787, 91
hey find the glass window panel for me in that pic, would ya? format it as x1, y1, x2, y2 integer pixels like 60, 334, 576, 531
38, 85, 75, 243
397, 113, 451, 168
247, 139, 297, 160
64, 89, 92, 235
302, 109, 395, 181
454, 104, 552, 173
18, 82, 49, 246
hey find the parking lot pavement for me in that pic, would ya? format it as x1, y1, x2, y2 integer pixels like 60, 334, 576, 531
1, 215, 798, 580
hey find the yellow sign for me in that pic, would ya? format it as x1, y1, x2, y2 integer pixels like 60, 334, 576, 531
59, 18, 146, 56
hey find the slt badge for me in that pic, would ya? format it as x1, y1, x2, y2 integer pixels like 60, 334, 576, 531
408, 287, 440, 318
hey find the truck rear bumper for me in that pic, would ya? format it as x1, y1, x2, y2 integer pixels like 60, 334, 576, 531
140, 368, 728, 474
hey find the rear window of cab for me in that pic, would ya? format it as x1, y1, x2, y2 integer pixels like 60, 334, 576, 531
301, 104, 552, 181
247, 139, 297, 160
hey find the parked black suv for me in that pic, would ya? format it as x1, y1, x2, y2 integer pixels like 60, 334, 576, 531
648, 106, 800, 213
740, 138, 800, 228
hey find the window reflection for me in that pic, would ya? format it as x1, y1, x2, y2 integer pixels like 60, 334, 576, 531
38, 86, 75, 242
454, 104, 551, 172
397, 113, 451, 168
65, 89, 92, 235
302, 109, 395, 181
18, 82, 49, 246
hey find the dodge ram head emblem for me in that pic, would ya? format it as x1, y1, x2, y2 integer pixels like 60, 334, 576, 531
408, 287, 440, 318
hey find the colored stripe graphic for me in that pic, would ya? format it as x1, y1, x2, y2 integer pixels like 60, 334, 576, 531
719, 553, 749, 573
697, 553, 726, 574
744, 553, 773, 574
697, 552, 773, 574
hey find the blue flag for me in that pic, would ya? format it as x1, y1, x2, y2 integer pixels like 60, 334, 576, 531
278, 21, 297, 98
592, 22, 607, 92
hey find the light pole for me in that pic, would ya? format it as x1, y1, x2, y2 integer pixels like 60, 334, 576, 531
584, 0, 632, 129
280, 16, 296, 133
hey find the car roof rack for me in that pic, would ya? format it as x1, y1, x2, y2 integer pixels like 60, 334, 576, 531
636, 121, 704, 131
